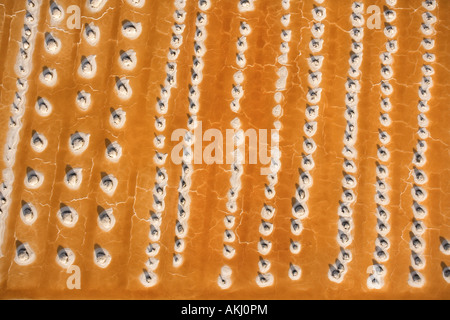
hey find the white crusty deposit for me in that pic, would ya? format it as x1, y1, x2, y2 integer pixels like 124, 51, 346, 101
173, 0, 210, 268
406, 0, 438, 289
220, 0, 254, 289
367, 0, 398, 290
290, 0, 326, 284
141, 0, 189, 286
0, 0, 42, 257
329, 1, 363, 284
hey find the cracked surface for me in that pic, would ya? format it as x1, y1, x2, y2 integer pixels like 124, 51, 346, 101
0, 0, 449, 299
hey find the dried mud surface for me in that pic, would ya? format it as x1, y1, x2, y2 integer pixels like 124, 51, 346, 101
0, 0, 449, 299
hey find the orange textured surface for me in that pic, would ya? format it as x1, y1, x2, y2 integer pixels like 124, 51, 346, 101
0, 0, 449, 299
